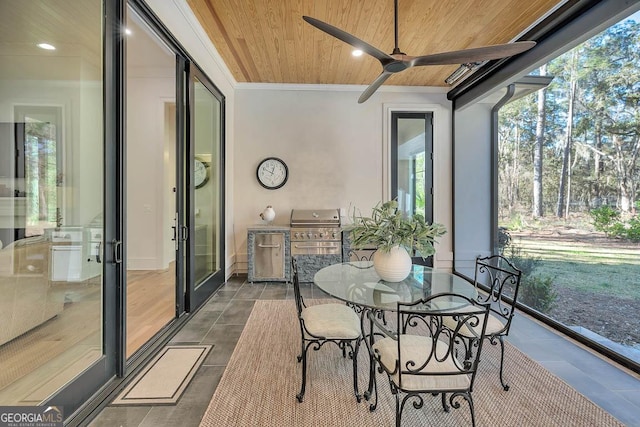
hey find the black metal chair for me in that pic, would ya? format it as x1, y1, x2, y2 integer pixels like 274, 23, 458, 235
468, 254, 523, 390
291, 257, 362, 402
370, 293, 491, 427
347, 247, 377, 262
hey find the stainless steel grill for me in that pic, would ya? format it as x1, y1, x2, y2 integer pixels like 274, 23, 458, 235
290, 209, 342, 282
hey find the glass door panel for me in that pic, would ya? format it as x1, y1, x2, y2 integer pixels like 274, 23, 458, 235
0, 0, 105, 411
125, 5, 177, 358
193, 78, 221, 286
391, 112, 433, 265
189, 69, 224, 309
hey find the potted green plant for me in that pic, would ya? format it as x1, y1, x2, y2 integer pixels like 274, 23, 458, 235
345, 200, 446, 281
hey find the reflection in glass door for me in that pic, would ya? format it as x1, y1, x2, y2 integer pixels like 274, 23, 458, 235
190, 72, 224, 308
0, 0, 105, 412
125, 6, 177, 358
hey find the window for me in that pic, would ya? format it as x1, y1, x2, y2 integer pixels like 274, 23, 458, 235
15, 106, 64, 237
497, 13, 640, 366
391, 112, 433, 222
390, 111, 434, 265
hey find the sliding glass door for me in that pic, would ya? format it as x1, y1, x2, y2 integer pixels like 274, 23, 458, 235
188, 69, 225, 309
124, 4, 178, 359
0, 0, 225, 420
0, 0, 112, 416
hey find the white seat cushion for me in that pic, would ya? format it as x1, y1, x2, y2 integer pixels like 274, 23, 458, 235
437, 304, 506, 338
301, 303, 361, 340
372, 335, 470, 391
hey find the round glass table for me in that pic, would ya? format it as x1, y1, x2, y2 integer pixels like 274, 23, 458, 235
313, 261, 477, 311
313, 260, 478, 407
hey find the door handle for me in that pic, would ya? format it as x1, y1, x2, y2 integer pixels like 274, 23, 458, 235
96, 241, 102, 263
181, 225, 188, 241
112, 239, 122, 264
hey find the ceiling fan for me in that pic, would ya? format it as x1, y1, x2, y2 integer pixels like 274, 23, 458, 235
303, 0, 536, 103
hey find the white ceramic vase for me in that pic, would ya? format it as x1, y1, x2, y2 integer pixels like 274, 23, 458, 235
373, 245, 412, 282
260, 205, 276, 223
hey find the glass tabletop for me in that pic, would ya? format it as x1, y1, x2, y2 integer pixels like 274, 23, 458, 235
313, 261, 477, 311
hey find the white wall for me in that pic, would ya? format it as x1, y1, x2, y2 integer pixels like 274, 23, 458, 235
146, 0, 456, 276
234, 87, 454, 271
453, 102, 493, 277
126, 76, 175, 269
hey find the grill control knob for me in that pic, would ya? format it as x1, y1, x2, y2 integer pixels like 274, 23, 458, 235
332, 232, 337, 238
307, 233, 312, 238
319, 233, 324, 238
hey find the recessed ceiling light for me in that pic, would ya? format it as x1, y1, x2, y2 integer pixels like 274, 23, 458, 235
125, 28, 132, 35
37, 43, 56, 50
352, 49, 363, 57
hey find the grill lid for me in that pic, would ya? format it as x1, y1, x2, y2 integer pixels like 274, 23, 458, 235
290, 209, 340, 226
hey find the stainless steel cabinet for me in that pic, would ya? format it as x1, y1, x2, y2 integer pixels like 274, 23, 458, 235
247, 227, 290, 282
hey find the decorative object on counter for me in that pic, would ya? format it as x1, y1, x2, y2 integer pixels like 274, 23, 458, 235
256, 157, 288, 189
259, 205, 276, 223
345, 200, 446, 282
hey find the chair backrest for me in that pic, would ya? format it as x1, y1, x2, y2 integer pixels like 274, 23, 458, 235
395, 293, 491, 391
291, 257, 305, 315
347, 247, 377, 261
474, 255, 522, 333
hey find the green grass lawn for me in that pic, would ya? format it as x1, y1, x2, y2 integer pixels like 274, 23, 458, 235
509, 236, 640, 299
531, 259, 640, 299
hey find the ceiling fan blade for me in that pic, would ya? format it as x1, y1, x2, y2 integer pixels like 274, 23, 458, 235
412, 41, 536, 66
358, 72, 392, 104
303, 16, 393, 63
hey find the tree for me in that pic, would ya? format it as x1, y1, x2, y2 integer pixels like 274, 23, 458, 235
580, 20, 640, 212
555, 51, 578, 217
533, 64, 547, 217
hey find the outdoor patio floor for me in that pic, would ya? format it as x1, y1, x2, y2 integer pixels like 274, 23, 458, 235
88, 275, 640, 427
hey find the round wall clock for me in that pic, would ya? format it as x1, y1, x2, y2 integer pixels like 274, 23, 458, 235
256, 157, 288, 190
194, 158, 209, 189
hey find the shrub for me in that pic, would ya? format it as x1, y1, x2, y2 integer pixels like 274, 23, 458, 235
608, 222, 627, 238
625, 216, 640, 241
497, 227, 512, 254
502, 244, 556, 313
590, 206, 620, 236
519, 275, 557, 313
504, 244, 540, 277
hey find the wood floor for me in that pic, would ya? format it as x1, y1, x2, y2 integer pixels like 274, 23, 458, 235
126, 266, 176, 357
0, 266, 175, 405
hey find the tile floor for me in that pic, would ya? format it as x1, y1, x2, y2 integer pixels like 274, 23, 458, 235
88, 276, 640, 427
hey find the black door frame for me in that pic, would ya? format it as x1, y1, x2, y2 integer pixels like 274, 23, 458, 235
186, 65, 226, 311
48, 0, 226, 422
390, 111, 434, 265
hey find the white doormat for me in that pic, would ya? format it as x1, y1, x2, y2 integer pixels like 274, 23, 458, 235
112, 344, 212, 405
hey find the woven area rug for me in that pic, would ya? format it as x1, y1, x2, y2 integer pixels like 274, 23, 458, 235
199, 300, 624, 426
112, 344, 211, 405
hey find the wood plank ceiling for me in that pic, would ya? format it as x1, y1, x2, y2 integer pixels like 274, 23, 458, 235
186, 0, 563, 88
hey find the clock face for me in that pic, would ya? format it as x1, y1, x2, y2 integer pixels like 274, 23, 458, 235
194, 159, 209, 189
256, 157, 288, 189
